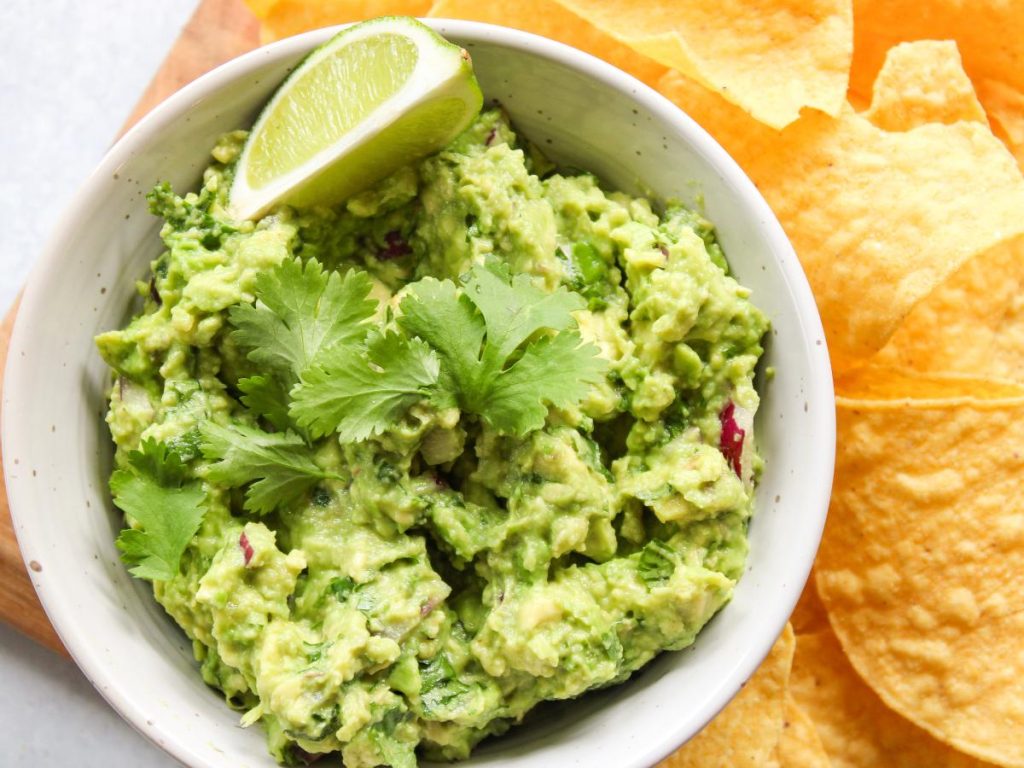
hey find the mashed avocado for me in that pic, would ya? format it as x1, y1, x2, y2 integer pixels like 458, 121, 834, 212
97, 108, 768, 767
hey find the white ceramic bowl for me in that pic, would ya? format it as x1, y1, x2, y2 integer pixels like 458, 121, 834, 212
3, 20, 834, 768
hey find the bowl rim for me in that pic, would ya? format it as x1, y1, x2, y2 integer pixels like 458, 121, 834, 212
3, 17, 835, 768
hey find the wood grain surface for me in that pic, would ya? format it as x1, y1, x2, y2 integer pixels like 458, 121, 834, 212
0, 0, 260, 655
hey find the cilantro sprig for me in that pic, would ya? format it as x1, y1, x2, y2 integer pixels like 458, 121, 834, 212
226, 257, 605, 449
397, 265, 607, 435
112, 439, 206, 581
229, 257, 376, 429
290, 264, 607, 439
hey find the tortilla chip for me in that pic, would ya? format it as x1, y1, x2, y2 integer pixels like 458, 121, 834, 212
657, 71, 1024, 368
245, 0, 278, 17
862, 40, 986, 130
790, 572, 830, 635
835, 366, 1024, 402
872, 236, 1024, 383
988, 285, 1024, 385
976, 78, 1024, 167
426, 0, 667, 87
816, 385, 1024, 765
846, 35, 1024, 383
776, 693, 831, 768
660, 624, 795, 767
851, 0, 1024, 167
791, 629, 993, 767
249, 0, 432, 42
547, 0, 851, 129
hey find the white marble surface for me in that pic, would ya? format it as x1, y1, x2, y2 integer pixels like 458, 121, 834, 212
0, 1, 200, 764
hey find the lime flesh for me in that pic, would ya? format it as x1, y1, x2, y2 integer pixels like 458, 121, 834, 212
229, 17, 483, 220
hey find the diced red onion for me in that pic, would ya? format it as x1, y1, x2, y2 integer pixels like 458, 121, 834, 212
239, 532, 254, 566
719, 401, 745, 477
376, 230, 412, 260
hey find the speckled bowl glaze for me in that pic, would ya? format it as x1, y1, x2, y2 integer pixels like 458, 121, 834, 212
3, 20, 834, 768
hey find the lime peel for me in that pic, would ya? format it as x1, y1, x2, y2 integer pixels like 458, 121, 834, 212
229, 17, 483, 220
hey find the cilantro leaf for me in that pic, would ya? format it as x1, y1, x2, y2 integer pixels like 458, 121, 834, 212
480, 331, 608, 435
231, 257, 376, 376
392, 277, 482, 400
199, 422, 337, 514
228, 258, 377, 426
237, 375, 293, 432
290, 333, 440, 442
398, 265, 607, 435
464, 264, 584, 362
112, 439, 206, 581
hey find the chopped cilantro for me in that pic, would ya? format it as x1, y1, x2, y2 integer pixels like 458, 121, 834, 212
369, 706, 415, 768
147, 181, 236, 240
637, 539, 678, 586
327, 576, 356, 601
418, 653, 471, 718
112, 439, 206, 582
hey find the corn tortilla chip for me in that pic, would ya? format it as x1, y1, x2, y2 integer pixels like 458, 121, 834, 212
660, 624, 795, 767
854, 40, 1024, 383
872, 236, 1024, 383
976, 78, 1024, 167
248, 0, 433, 42
790, 572, 829, 635
657, 70, 1024, 368
835, 367, 1024, 402
791, 630, 994, 768
863, 40, 986, 130
245, 0, 278, 17
816, 386, 1024, 766
426, 0, 667, 87
851, 0, 1024, 166
549, 0, 851, 129
776, 693, 831, 768
988, 287, 1024, 384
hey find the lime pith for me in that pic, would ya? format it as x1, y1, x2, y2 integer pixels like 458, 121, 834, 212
229, 17, 483, 220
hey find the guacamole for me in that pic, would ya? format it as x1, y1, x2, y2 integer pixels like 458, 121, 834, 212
97, 108, 768, 767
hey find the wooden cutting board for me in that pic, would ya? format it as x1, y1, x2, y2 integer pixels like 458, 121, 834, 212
0, 0, 260, 656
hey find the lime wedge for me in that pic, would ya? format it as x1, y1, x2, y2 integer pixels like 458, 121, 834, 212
229, 17, 483, 220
